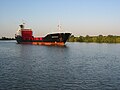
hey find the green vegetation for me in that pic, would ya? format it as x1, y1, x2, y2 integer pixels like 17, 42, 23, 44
0, 37, 15, 40
68, 35, 120, 43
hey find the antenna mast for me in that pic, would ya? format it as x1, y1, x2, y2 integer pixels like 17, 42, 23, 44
58, 20, 61, 31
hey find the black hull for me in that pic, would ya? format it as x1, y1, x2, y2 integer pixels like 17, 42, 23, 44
15, 33, 71, 45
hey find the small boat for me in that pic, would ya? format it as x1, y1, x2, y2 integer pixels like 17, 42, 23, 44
15, 23, 71, 45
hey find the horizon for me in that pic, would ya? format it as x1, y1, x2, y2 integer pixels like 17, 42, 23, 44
0, 0, 120, 38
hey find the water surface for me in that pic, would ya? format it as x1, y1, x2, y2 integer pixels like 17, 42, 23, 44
0, 41, 120, 90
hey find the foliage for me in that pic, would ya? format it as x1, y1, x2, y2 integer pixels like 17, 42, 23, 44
0, 37, 15, 40
68, 35, 120, 43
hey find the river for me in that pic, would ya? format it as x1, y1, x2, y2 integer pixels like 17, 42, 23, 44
0, 41, 120, 90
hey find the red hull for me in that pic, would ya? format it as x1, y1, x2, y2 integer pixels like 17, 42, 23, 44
20, 42, 65, 46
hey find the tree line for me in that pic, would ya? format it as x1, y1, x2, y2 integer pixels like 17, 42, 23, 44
0, 37, 15, 40
68, 35, 120, 43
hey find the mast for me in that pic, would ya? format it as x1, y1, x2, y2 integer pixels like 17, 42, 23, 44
58, 20, 62, 31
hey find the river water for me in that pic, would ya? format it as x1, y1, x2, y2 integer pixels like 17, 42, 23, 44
0, 41, 120, 90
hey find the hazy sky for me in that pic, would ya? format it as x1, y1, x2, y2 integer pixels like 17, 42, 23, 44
0, 0, 120, 37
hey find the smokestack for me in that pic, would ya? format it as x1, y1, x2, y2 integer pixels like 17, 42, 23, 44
19, 24, 24, 29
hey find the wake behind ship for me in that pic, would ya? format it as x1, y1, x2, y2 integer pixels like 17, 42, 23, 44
15, 24, 71, 45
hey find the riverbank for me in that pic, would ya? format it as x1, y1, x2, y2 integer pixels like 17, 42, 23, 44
68, 35, 120, 43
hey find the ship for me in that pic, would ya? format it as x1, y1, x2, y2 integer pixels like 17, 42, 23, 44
15, 23, 71, 46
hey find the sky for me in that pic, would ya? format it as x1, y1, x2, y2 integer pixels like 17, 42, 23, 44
0, 0, 120, 38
